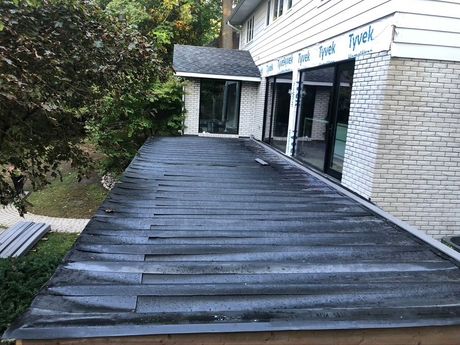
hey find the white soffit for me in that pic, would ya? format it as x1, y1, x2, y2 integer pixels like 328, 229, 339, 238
229, 0, 264, 26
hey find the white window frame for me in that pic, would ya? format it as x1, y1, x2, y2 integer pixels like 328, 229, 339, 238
273, 0, 284, 20
246, 15, 254, 43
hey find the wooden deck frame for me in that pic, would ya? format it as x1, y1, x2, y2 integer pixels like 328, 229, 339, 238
17, 326, 460, 345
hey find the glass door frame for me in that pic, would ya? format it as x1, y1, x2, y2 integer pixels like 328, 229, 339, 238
262, 76, 275, 143
293, 59, 355, 180
262, 72, 293, 153
324, 60, 355, 180
222, 80, 242, 134
199, 78, 242, 135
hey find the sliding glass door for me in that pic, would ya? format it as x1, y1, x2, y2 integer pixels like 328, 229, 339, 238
327, 62, 354, 177
295, 66, 335, 170
294, 61, 355, 180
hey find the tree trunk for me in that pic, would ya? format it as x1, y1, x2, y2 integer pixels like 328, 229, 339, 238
221, 0, 234, 49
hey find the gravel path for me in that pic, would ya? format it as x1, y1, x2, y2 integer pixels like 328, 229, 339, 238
0, 205, 88, 233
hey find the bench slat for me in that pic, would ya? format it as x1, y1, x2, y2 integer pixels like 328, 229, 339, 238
13, 224, 51, 258
1, 223, 40, 258
0, 222, 33, 253
0, 221, 51, 258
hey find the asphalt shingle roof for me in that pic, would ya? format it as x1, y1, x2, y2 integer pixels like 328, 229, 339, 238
4, 136, 460, 340
173, 45, 261, 79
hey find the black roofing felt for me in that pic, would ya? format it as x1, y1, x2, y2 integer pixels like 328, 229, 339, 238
4, 137, 460, 340
173, 45, 261, 79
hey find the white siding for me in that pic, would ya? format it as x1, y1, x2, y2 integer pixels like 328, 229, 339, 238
241, 0, 395, 65
241, 1, 268, 48
391, 1, 460, 61
239, 0, 460, 66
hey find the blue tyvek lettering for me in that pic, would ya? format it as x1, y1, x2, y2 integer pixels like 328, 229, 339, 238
349, 25, 375, 51
298, 51, 311, 64
319, 42, 336, 60
278, 55, 293, 68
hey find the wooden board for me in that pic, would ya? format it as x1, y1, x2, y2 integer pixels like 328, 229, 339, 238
16, 326, 460, 345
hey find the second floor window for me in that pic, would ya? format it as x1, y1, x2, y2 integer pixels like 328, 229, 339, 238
287, 0, 292, 9
274, 0, 284, 20
246, 16, 254, 43
266, 0, 271, 26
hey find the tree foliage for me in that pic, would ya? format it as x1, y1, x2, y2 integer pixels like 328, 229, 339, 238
86, 76, 184, 173
99, 0, 222, 58
0, 0, 179, 212
1, 0, 222, 213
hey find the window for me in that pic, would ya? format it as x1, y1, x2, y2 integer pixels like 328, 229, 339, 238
273, 0, 284, 19
199, 79, 241, 135
246, 16, 254, 43
266, 0, 271, 26
287, 0, 292, 10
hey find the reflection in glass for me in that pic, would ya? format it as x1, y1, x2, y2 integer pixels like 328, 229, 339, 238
295, 67, 335, 170
270, 74, 292, 152
199, 79, 241, 134
329, 63, 354, 174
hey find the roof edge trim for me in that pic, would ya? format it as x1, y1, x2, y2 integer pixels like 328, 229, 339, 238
251, 138, 460, 264
176, 71, 261, 82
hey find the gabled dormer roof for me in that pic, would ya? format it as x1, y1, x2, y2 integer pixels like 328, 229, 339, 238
173, 45, 261, 82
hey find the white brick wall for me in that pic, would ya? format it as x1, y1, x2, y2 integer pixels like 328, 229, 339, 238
343, 52, 460, 238
342, 52, 392, 200
373, 57, 460, 238
183, 79, 200, 135
239, 81, 260, 137
311, 89, 330, 141
253, 78, 266, 140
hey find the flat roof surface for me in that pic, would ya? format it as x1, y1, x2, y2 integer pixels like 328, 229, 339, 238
4, 136, 460, 340
173, 45, 261, 80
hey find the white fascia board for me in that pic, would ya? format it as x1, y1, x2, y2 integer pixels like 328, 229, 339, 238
175, 71, 261, 82
251, 138, 460, 263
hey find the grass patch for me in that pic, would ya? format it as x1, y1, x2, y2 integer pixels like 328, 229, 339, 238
27, 172, 108, 218
0, 232, 78, 336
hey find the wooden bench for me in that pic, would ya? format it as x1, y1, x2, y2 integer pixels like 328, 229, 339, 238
0, 221, 51, 258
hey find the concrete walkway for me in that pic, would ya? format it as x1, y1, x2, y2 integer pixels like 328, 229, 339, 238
0, 205, 89, 233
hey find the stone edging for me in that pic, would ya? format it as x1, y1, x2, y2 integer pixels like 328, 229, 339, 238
0, 205, 88, 233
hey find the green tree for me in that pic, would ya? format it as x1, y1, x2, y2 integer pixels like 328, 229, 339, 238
86, 75, 184, 174
99, 0, 222, 58
87, 0, 222, 172
0, 0, 163, 213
